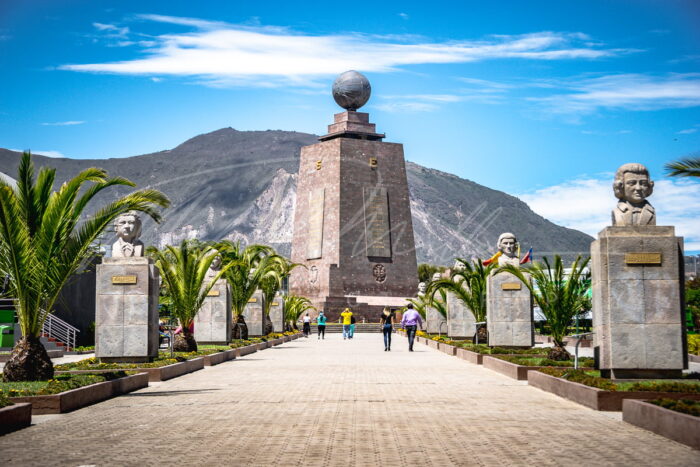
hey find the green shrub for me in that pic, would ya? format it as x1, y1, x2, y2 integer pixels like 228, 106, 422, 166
622, 380, 700, 393
649, 398, 700, 417
0, 372, 127, 397
497, 355, 595, 367
688, 334, 700, 356
0, 390, 12, 408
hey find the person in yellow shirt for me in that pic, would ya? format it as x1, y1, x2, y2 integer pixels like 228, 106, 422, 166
340, 308, 353, 340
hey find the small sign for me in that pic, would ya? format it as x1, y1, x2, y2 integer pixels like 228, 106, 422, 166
207, 290, 220, 297
369, 157, 378, 168
315, 160, 322, 170
112, 275, 137, 285
248, 298, 258, 303
625, 253, 662, 265
501, 282, 521, 291
271, 302, 279, 306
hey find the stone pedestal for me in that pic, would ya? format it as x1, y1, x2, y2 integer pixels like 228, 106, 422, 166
289, 111, 419, 322
447, 291, 476, 339
194, 279, 231, 344
268, 296, 285, 333
592, 226, 687, 379
95, 257, 159, 362
425, 306, 447, 334
487, 272, 533, 347
243, 290, 268, 336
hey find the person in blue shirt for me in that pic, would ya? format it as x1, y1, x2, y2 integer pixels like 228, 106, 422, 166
316, 311, 327, 340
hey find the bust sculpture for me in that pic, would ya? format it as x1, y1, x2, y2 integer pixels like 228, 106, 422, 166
431, 272, 442, 282
207, 255, 222, 278
612, 163, 656, 226
111, 211, 144, 257
417, 282, 427, 296
497, 232, 520, 267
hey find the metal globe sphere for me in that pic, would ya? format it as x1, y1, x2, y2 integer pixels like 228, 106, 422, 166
332, 70, 371, 111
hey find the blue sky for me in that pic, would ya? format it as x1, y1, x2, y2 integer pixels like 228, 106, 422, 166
1, 0, 700, 246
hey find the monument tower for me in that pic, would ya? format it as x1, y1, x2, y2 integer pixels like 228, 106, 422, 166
289, 71, 419, 320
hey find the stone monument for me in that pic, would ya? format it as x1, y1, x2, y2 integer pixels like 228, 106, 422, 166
194, 255, 232, 345
447, 260, 476, 339
269, 292, 285, 333
592, 163, 687, 378
243, 289, 267, 336
425, 272, 447, 334
487, 233, 534, 347
289, 71, 419, 321
95, 212, 159, 362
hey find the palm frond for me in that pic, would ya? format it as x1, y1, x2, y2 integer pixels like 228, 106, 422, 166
665, 156, 700, 178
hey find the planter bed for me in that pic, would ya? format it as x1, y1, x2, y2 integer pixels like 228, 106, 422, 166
456, 347, 483, 365
202, 349, 236, 366
438, 342, 456, 356
270, 338, 284, 346
10, 372, 148, 414
483, 356, 594, 381
528, 370, 700, 411
58, 358, 204, 382
425, 339, 439, 350
623, 399, 700, 449
235, 344, 258, 357
0, 403, 32, 434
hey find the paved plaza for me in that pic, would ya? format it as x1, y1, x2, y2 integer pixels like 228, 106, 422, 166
1, 333, 699, 466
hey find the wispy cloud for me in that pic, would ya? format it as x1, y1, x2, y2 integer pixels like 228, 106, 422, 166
398, 13, 409, 20
41, 120, 85, 126
530, 73, 700, 117
11, 149, 65, 158
677, 128, 698, 134
518, 175, 700, 250
93, 22, 129, 38
60, 15, 633, 87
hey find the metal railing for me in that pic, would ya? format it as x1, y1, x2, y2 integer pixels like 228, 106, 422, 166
42, 312, 79, 351
570, 332, 595, 369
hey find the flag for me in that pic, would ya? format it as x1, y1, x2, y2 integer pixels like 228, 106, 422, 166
520, 248, 533, 264
482, 251, 502, 266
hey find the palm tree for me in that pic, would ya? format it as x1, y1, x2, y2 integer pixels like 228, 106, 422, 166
428, 258, 493, 341
0, 152, 169, 381
153, 240, 230, 352
665, 156, 700, 178
216, 241, 280, 337
283, 295, 316, 331
259, 255, 299, 322
498, 255, 591, 361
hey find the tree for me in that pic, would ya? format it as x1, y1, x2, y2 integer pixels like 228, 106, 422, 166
417, 263, 445, 283
153, 240, 230, 352
0, 152, 169, 381
665, 156, 700, 178
408, 274, 448, 324
283, 295, 316, 331
259, 255, 299, 322
498, 255, 590, 361
427, 258, 493, 341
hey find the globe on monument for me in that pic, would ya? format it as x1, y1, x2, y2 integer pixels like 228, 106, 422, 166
332, 70, 371, 111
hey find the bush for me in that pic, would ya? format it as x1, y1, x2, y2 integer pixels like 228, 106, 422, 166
649, 398, 700, 417
623, 380, 700, 393
498, 355, 595, 367
688, 334, 700, 356
0, 372, 127, 397
0, 390, 12, 408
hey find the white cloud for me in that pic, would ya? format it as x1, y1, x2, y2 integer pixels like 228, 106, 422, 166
11, 149, 66, 158
531, 73, 700, 116
677, 128, 698, 134
93, 22, 129, 38
41, 120, 85, 126
376, 94, 464, 112
398, 13, 409, 20
60, 16, 633, 87
518, 175, 700, 250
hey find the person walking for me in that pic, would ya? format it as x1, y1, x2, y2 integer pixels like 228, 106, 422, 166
316, 311, 327, 340
302, 313, 311, 338
340, 308, 353, 340
349, 315, 356, 339
400, 303, 422, 352
380, 307, 395, 351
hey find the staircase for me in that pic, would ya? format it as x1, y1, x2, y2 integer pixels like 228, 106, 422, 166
0, 298, 79, 354
311, 323, 383, 333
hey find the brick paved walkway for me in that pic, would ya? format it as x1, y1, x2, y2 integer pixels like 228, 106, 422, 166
2, 333, 699, 466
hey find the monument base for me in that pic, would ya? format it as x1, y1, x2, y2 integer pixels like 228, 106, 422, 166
95, 257, 159, 362
486, 272, 534, 347
194, 278, 231, 345
592, 226, 687, 376
601, 369, 684, 380
243, 290, 270, 336
269, 297, 285, 333
425, 306, 447, 334
447, 291, 476, 339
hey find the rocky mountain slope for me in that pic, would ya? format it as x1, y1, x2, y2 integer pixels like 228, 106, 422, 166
0, 128, 592, 264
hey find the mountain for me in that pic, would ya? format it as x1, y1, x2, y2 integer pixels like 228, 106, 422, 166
0, 128, 593, 264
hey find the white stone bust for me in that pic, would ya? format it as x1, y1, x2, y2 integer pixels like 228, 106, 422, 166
612, 163, 656, 226
207, 255, 222, 278
417, 282, 427, 296
497, 232, 520, 267
111, 211, 144, 257
431, 272, 442, 282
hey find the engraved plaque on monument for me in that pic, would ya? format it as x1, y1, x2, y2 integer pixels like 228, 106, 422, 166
307, 188, 325, 260
364, 187, 391, 258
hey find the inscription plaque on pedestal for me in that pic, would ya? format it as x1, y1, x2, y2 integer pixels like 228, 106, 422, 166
307, 188, 325, 260
364, 187, 391, 258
